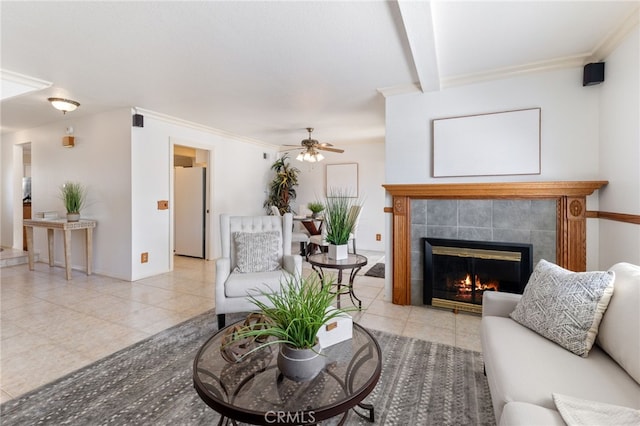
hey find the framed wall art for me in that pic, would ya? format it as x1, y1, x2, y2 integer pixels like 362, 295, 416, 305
432, 108, 541, 177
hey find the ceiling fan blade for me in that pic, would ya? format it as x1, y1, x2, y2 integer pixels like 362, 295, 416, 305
317, 146, 344, 153
318, 142, 334, 147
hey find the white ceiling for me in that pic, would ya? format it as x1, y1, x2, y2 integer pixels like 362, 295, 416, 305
1, 1, 637, 150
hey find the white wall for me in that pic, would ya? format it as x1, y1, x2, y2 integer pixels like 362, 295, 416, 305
1, 108, 133, 279
598, 25, 640, 267
385, 32, 640, 278
130, 114, 278, 280
2, 108, 279, 281
295, 142, 386, 252
386, 67, 601, 184
385, 66, 609, 301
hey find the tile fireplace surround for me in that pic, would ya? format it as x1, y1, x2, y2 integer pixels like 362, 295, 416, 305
383, 181, 608, 306
411, 199, 554, 306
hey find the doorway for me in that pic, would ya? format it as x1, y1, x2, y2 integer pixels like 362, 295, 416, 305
10, 142, 31, 252
172, 144, 210, 260
21, 143, 32, 250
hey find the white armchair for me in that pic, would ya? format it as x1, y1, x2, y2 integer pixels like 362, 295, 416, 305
215, 213, 302, 329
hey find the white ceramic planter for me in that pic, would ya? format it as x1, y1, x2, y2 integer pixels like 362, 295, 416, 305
66, 213, 80, 222
328, 244, 348, 260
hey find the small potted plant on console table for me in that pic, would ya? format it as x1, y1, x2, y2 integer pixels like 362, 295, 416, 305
59, 181, 86, 222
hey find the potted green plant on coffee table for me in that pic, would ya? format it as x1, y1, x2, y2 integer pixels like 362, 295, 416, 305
59, 182, 86, 222
227, 273, 356, 381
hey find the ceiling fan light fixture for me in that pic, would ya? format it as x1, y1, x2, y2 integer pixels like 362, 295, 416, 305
48, 97, 80, 114
289, 127, 337, 162
297, 147, 325, 163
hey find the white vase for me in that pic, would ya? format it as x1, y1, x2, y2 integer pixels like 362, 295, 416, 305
277, 342, 324, 381
328, 244, 348, 260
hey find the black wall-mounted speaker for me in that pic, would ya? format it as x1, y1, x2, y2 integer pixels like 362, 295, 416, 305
132, 113, 144, 127
583, 62, 605, 86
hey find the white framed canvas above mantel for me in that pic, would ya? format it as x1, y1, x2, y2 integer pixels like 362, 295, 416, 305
326, 163, 358, 197
432, 107, 541, 178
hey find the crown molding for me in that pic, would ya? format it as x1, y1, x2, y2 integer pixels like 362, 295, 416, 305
441, 54, 587, 89
133, 107, 275, 149
388, 5, 639, 93
377, 83, 422, 98
442, 6, 639, 89
586, 5, 639, 63
0, 69, 51, 89
1, 69, 52, 100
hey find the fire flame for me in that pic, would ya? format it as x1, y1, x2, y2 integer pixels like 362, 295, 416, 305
453, 274, 499, 299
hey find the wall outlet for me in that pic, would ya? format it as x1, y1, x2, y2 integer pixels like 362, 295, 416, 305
141, 252, 149, 263
376, 234, 382, 241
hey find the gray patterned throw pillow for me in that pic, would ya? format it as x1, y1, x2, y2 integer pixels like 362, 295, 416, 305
510, 259, 615, 357
233, 231, 281, 273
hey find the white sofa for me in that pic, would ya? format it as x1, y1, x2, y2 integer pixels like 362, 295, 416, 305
481, 262, 640, 425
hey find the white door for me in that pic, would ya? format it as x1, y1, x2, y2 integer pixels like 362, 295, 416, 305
174, 167, 205, 257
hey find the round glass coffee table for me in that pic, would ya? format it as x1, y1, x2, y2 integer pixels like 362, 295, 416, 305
193, 321, 381, 425
307, 253, 368, 309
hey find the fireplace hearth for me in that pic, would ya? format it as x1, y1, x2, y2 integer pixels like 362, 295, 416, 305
423, 238, 533, 313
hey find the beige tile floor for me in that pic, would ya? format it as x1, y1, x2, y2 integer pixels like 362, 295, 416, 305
0, 248, 481, 404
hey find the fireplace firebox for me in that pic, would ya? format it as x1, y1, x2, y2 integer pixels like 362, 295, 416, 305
423, 238, 533, 313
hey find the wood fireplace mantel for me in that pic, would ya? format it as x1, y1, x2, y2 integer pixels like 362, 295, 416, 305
383, 181, 608, 305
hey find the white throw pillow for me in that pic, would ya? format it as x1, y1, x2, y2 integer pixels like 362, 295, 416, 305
510, 259, 615, 357
233, 231, 281, 273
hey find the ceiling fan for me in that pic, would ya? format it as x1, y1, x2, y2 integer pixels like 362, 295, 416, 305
283, 127, 344, 162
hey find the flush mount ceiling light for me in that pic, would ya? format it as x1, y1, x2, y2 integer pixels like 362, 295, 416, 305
48, 97, 80, 114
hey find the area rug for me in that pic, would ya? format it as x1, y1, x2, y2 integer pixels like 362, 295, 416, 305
364, 262, 385, 278
0, 310, 495, 425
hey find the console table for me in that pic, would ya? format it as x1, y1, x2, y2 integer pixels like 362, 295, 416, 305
23, 218, 96, 280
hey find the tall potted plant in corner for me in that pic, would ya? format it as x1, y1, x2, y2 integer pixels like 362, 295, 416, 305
59, 182, 86, 222
263, 154, 300, 215
226, 273, 356, 382
324, 189, 361, 260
